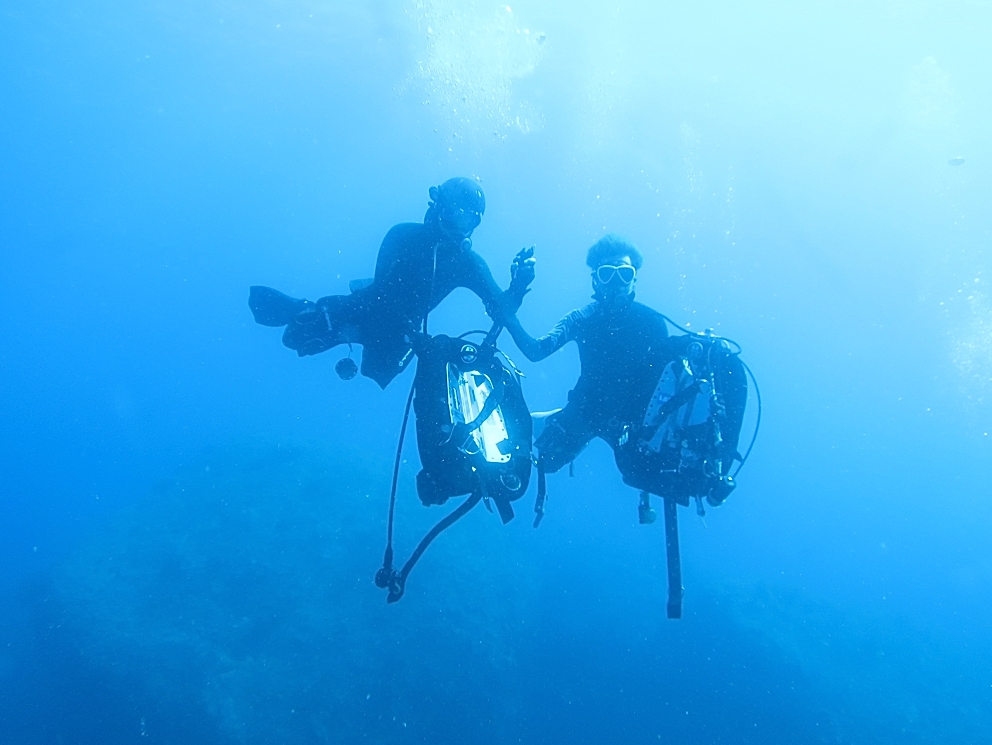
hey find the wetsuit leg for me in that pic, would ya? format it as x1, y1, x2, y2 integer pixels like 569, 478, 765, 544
250, 284, 414, 389
534, 405, 596, 474
359, 326, 416, 389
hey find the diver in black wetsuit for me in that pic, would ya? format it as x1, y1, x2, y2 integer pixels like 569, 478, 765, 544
249, 177, 535, 389
502, 234, 670, 472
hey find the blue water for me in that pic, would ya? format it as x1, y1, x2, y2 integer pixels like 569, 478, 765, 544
2, 1, 991, 743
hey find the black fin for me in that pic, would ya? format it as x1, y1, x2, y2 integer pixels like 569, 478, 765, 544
248, 286, 307, 327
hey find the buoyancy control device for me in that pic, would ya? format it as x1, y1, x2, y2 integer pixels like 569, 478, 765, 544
614, 332, 748, 507
414, 333, 532, 520
375, 330, 532, 603
615, 324, 759, 620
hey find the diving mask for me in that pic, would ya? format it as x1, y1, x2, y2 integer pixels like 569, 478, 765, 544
594, 264, 637, 285
440, 204, 482, 237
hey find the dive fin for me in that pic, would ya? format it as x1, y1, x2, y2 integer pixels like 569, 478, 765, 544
248, 286, 308, 327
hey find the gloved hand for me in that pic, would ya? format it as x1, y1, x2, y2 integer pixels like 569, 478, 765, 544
509, 246, 536, 297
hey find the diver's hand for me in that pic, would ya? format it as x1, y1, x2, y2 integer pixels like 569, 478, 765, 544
509, 246, 536, 296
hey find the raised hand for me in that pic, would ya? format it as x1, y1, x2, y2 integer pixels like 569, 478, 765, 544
510, 246, 536, 296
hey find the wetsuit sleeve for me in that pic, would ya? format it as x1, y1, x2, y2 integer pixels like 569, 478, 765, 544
649, 308, 670, 342
504, 306, 589, 362
642, 306, 674, 369
458, 248, 521, 322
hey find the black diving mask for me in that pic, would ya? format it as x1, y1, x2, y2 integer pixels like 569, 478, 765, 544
440, 205, 482, 237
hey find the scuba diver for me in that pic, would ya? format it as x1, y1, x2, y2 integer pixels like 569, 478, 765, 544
504, 233, 755, 619
248, 177, 536, 389
502, 234, 671, 479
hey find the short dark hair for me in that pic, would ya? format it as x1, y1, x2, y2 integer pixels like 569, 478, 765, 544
586, 234, 643, 270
